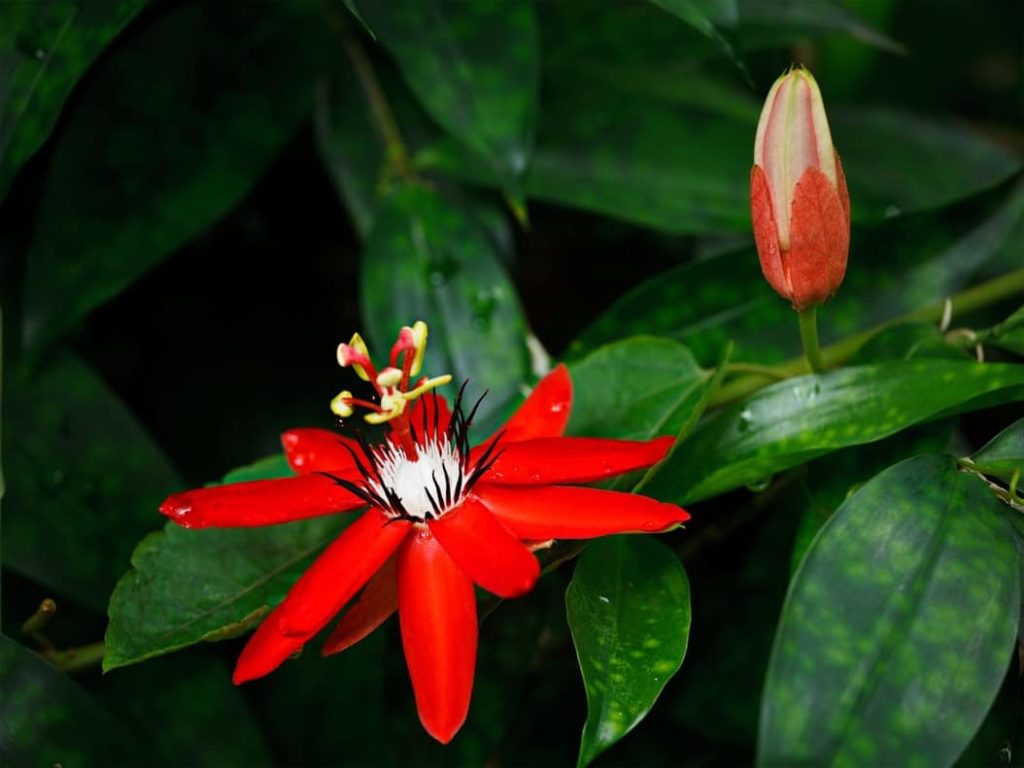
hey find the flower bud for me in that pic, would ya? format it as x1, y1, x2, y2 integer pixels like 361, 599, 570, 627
751, 67, 850, 310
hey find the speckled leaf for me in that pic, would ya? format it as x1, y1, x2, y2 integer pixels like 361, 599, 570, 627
360, 184, 531, 431
972, 418, 1024, 482
2, 353, 182, 612
357, 0, 538, 192
570, 180, 1024, 364
646, 360, 1024, 504
758, 456, 1019, 767
567, 337, 711, 441
0, 0, 149, 198
0, 634, 141, 767
103, 455, 350, 670
22, 2, 329, 351
567, 536, 691, 768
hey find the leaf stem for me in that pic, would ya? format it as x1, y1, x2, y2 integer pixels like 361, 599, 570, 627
798, 306, 825, 373
44, 641, 107, 673
724, 362, 790, 380
709, 267, 1024, 408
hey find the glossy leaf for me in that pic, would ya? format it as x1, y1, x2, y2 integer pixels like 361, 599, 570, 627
972, 418, 1024, 482
567, 337, 711, 440
567, 536, 691, 768
360, 184, 531, 431
22, 2, 329, 351
737, 0, 904, 53
2, 353, 182, 612
0, 0, 149, 198
646, 359, 1024, 504
358, 0, 539, 192
648, 0, 742, 73
103, 455, 351, 670
759, 456, 1019, 767
571, 175, 1024, 365
0, 634, 141, 766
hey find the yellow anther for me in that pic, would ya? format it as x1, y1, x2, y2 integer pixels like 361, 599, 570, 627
330, 391, 354, 418
337, 333, 372, 381
364, 392, 407, 424
376, 367, 403, 388
404, 374, 453, 401
408, 321, 428, 376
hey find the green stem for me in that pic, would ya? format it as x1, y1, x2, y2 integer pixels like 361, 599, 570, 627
798, 306, 825, 373
710, 267, 1024, 408
45, 641, 106, 673
723, 362, 790, 380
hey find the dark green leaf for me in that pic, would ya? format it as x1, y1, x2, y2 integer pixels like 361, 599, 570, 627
646, 360, 1024, 504
2, 353, 182, 612
972, 418, 1024, 482
567, 536, 691, 768
0, 0, 149, 198
570, 168, 1024, 365
567, 337, 711, 440
360, 183, 531, 431
737, 0, 905, 53
983, 305, 1024, 357
648, 0, 743, 74
0, 634, 141, 767
23, 2, 329, 351
758, 456, 1019, 767
103, 455, 349, 670
358, 0, 539, 192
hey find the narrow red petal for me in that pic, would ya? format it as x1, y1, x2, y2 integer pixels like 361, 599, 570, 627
429, 497, 539, 598
483, 435, 674, 485
398, 529, 477, 744
786, 166, 849, 310
232, 510, 410, 684
474, 484, 689, 540
407, 391, 451, 440
160, 473, 367, 529
493, 365, 572, 443
281, 428, 362, 474
751, 163, 791, 302
322, 556, 398, 656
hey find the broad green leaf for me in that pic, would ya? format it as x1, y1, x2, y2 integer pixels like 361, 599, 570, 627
2, 353, 182, 612
971, 418, 1024, 482
647, 0, 743, 74
570, 172, 1024, 365
982, 305, 1024, 357
103, 455, 350, 670
357, 0, 539, 193
0, 634, 141, 766
759, 456, 1019, 767
567, 337, 711, 440
737, 0, 904, 53
97, 653, 271, 767
646, 359, 1024, 504
0, 0, 149, 198
360, 184, 531, 431
22, 2, 330, 352
567, 536, 691, 768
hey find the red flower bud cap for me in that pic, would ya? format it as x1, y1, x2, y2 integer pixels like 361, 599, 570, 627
751, 67, 850, 310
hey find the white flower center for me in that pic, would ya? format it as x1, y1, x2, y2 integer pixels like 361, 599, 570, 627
368, 435, 465, 521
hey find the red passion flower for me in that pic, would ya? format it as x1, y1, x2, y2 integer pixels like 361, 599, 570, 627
160, 322, 690, 743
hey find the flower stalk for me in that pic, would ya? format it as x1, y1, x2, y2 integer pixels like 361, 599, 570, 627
798, 306, 825, 373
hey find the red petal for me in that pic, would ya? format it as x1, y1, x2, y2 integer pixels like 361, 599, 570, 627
233, 510, 410, 684
429, 496, 539, 598
786, 165, 849, 310
398, 529, 477, 744
407, 391, 451, 440
160, 473, 367, 529
474, 484, 689, 540
322, 556, 398, 656
483, 436, 673, 485
494, 365, 572, 443
751, 163, 790, 302
281, 428, 362, 474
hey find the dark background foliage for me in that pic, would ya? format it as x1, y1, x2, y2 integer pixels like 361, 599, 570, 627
2, 0, 1022, 765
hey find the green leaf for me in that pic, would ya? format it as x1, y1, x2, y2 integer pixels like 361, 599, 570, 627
357, 0, 539, 192
646, 359, 1024, 504
982, 305, 1024, 357
2, 353, 182, 612
647, 0, 743, 74
737, 0, 905, 53
360, 183, 531, 431
103, 455, 349, 670
758, 455, 1019, 767
567, 337, 711, 440
0, 0, 150, 198
567, 536, 691, 768
972, 418, 1024, 482
22, 2, 329, 352
0, 634, 141, 766
570, 171, 1024, 365
832, 108, 1022, 221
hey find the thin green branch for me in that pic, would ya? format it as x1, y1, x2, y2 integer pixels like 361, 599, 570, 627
798, 305, 825, 373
